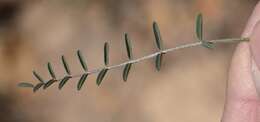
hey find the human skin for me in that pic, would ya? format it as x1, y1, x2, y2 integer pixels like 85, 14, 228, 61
221, 2, 260, 122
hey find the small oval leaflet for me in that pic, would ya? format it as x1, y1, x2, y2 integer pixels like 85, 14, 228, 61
123, 63, 132, 81
196, 13, 215, 49
18, 82, 34, 88
61, 55, 71, 75
77, 74, 88, 91
196, 13, 203, 41
155, 53, 164, 71
77, 50, 88, 71
153, 21, 163, 50
96, 68, 108, 86
33, 83, 44, 93
43, 79, 56, 89
124, 33, 133, 59
33, 71, 45, 83
104, 42, 109, 66
59, 76, 72, 90
47, 62, 56, 79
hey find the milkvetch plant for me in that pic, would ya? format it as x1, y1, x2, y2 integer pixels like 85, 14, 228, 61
18, 13, 249, 92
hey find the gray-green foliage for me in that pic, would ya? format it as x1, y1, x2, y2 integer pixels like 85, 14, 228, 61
19, 13, 245, 93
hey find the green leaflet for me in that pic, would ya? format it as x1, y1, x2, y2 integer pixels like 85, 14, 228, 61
33, 71, 45, 83
47, 62, 56, 79
18, 82, 34, 88
155, 53, 164, 71
124, 33, 133, 59
196, 13, 203, 41
96, 68, 108, 86
77, 74, 88, 91
104, 42, 109, 66
77, 50, 88, 71
58, 76, 71, 90
43, 79, 56, 89
153, 21, 163, 50
33, 82, 44, 92
202, 41, 214, 49
123, 63, 132, 81
61, 55, 71, 75
196, 13, 214, 49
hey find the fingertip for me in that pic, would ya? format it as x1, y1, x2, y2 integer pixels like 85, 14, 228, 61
228, 42, 256, 99
242, 1, 260, 37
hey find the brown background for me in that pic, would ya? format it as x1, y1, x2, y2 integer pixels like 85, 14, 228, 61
0, 0, 258, 122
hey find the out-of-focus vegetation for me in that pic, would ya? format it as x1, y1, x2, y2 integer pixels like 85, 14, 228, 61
0, 0, 258, 122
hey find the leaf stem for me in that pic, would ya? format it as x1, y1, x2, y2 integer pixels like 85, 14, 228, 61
55, 37, 248, 81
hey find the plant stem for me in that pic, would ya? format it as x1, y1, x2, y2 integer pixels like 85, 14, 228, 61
57, 37, 249, 81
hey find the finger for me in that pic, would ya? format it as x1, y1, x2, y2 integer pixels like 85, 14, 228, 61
242, 2, 260, 37
222, 2, 260, 122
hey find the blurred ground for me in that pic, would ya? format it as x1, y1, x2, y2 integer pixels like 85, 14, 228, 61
0, 0, 258, 122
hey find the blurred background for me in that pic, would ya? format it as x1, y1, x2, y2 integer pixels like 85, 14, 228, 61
0, 0, 258, 122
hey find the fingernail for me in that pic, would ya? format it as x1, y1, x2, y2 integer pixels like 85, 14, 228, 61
250, 21, 260, 95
